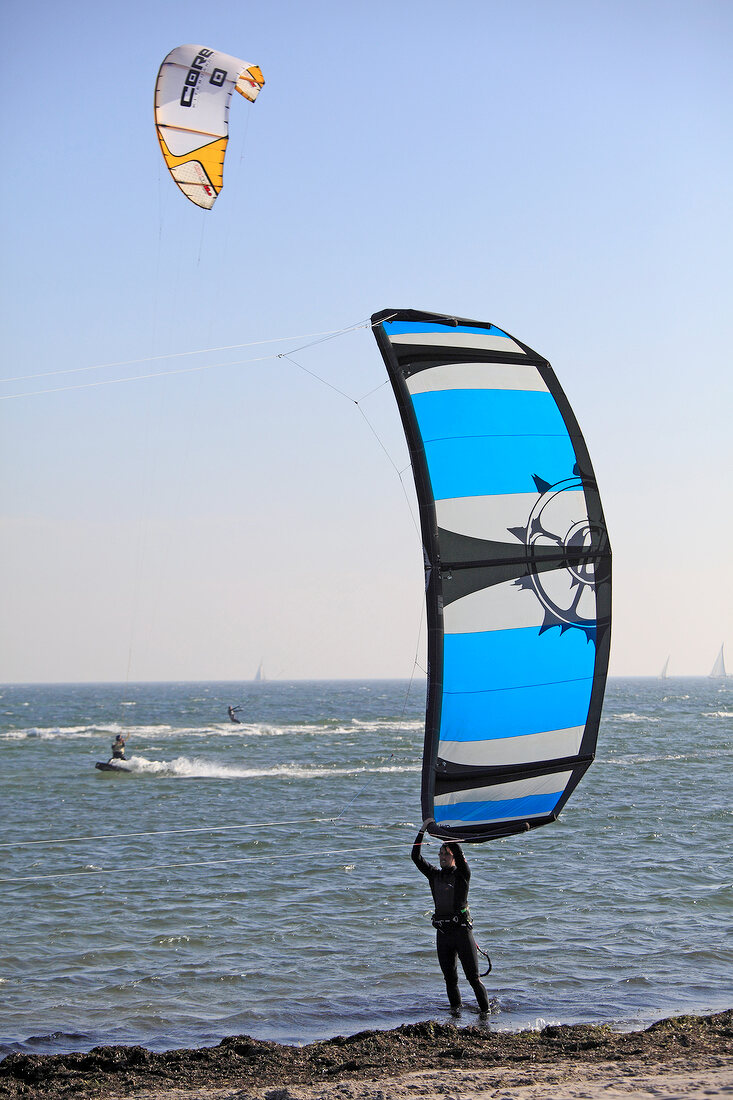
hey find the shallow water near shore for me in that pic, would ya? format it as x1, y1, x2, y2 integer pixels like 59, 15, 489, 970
0, 677, 730, 1058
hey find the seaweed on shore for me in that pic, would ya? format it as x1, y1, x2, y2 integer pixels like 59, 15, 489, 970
1, 1009, 731, 1099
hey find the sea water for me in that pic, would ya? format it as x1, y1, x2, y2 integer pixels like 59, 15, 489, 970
0, 678, 730, 1057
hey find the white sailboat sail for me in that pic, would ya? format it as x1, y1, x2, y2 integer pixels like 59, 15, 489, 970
254, 660, 266, 682
659, 657, 670, 679
709, 645, 726, 678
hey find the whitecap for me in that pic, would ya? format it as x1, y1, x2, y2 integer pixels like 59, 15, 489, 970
614, 713, 661, 723
113, 755, 419, 781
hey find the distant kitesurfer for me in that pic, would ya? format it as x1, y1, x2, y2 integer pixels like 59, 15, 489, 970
227, 705, 242, 724
110, 734, 126, 761
412, 819, 490, 1016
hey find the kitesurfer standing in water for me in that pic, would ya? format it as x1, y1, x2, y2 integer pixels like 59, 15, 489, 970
412, 819, 490, 1015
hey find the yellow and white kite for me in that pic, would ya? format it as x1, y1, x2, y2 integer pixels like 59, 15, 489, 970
154, 45, 265, 209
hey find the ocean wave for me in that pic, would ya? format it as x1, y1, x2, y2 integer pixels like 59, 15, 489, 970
612, 752, 690, 766
236, 719, 423, 737
0, 726, 99, 740
1, 724, 183, 741
1, 718, 424, 742
613, 713, 662, 723
97, 755, 420, 780
0, 1031, 95, 1058
701, 711, 732, 719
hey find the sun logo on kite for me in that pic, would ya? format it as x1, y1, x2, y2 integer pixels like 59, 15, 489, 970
508, 467, 607, 644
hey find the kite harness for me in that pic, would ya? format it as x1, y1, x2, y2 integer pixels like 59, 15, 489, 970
431, 907, 492, 977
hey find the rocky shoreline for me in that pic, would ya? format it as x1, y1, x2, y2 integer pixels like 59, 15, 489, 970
1, 1009, 731, 1099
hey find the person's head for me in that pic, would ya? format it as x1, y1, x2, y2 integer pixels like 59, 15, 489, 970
439, 843, 456, 869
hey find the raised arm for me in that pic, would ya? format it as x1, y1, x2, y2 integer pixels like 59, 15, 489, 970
411, 819, 435, 878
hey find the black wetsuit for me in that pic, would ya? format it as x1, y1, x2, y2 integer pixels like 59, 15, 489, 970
412, 829, 489, 1012
111, 737, 126, 760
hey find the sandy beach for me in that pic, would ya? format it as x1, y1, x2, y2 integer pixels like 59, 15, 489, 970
1, 1010, 730, 1100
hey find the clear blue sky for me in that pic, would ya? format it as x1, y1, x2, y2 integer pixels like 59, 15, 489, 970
1, 0, 731, 681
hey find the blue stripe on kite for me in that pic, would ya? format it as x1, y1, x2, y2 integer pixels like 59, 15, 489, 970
443, 626, 596, 694
424, 434, 578, 499
412, 390, 567, 443
434, 792, 562, 824
439, 676, 594, 742
383, 321, 510, 338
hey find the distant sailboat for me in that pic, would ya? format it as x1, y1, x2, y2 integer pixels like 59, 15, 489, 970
659, 656, 670, 679
709, 645, 727, 678
253, 660, 266, 682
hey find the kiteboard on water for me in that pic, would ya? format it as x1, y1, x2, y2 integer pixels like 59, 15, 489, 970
95, 761, 132, 773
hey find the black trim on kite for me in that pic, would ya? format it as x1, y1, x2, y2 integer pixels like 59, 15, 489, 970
434, 753, 596, 791
372, 316, 445, 805
429, 819, 535, 843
